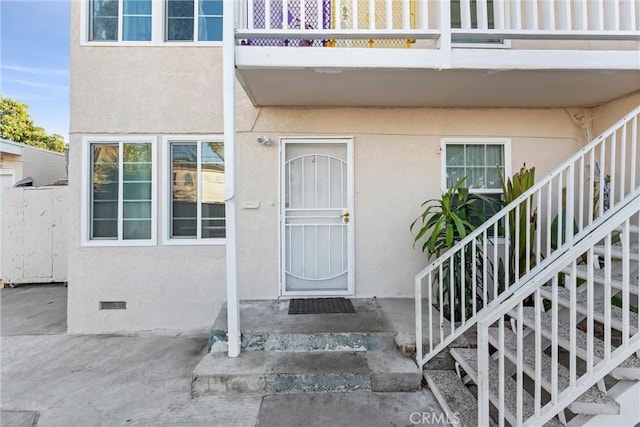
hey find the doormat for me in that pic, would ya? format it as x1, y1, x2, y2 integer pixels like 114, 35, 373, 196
288, 298, 356, 315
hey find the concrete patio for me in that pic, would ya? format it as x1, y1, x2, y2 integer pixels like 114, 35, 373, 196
1, 285, 449, 426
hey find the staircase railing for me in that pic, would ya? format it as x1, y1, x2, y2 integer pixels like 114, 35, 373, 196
415, 105, 640, 367
477, 190, 640, 426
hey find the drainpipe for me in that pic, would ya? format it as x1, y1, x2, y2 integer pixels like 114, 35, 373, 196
223, 0, 240, 358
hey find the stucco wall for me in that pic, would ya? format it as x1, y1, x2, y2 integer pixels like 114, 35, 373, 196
590, 92, 640, 138
2, 187, 68, 284
234, 108, 585, 300
69, 0, 634, 334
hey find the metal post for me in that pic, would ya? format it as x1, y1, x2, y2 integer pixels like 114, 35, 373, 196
224, 0, 240, 358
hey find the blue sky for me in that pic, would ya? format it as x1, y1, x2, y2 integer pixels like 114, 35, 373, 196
1, 0, 70, 140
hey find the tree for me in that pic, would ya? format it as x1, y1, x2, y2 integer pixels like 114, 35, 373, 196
0, 96, 66, 153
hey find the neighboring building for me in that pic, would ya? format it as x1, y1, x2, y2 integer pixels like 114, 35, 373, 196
0, 139, 68, 280
69, 1, 639, 424
0, 139, 67, 188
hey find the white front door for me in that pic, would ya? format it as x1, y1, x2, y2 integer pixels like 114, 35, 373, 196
280, 138, 354, 296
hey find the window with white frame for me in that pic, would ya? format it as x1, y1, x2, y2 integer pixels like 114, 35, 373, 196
90, 0, 153, 41
166, 138, 225, 241
88, 139, 156, 242
442, 139, 510, 225
86, 0, 223, 43
166, 0, 223, 41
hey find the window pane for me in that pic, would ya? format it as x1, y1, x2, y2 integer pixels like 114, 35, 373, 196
122, 143, 152, 239
201, 141, 225, 238
485, 144, 503, 166
167, 0, 194, 41
199, 0, 223, 15
202, 217, 226, 238
124, 143, 152, 162
124, 0, 151, 14
172, 219, 197, 237
467, 166, 485, 189
123, 201, 151, 218
198, 0, 223, 41
91, 144, 119, 239
198, 16, 223, 41
446, 144, 464, 166
93, 220, 118, 238
465, 145, 485, 166
122, 0, 151, 40
123, 16, 152, 41
123, 163, 151, 181
446, 166, 465, 188
171, 143, 197, 237
123, 220, 152, 239
124, 182, 152, 199
91, 0, 119, 41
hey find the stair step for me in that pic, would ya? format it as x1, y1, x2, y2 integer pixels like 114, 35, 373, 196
514, 307, 640, 380
450, 348, 564, 427
423, 370, 497, 427
561, 264, 639, 294
592, 242, 639, 261
192, 350, 421, 395
208, 330, 396, 353
487, 328, 620, 415
539, 285, 639, 335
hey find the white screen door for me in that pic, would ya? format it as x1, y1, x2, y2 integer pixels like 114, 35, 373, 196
280, 138, 354, 295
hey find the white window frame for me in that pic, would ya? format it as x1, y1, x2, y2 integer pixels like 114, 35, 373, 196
81, 0, 222, 46
162, 135, 226, 246
165, 0, 223, 43
81, 136, 158, 247
440, 137, 511, 215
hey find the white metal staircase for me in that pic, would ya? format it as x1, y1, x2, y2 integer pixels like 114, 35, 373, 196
416, 106, 640, 426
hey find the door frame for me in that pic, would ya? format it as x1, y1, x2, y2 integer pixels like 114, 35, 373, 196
278, 137, 355, 297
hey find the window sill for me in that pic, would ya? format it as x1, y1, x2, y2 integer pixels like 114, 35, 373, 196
81, 239, 158, 248
80, 41, 223, 47
162, 238, 227, 246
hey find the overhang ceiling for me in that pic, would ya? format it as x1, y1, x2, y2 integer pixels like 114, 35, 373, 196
237, 67, 640, 108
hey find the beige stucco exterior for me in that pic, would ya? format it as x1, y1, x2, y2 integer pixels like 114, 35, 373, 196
68, 0, 639, 334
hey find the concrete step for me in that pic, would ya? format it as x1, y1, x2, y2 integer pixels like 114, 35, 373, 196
221, 331, 397, 353
592, 242, 639, 261
192, 350, 421, 395
450, 348, 564, 427
561, 264, 639, 294
208, 300, 397, 353
487, 328, 620, 415
514, 307, 640, 380
423, 370, 497, 427
539, 285, 639, 335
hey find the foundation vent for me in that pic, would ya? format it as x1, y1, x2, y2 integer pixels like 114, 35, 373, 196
99, 301, 126, 310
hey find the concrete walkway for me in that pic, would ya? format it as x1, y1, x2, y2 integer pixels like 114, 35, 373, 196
1, 285, 447, 426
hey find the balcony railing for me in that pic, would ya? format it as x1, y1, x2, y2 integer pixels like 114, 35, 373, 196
236, 0, 640, 47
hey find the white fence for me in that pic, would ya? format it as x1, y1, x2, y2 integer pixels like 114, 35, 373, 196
2, 186, 68, 284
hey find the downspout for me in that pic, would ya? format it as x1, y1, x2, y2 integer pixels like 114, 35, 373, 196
223, 0, 240, 358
